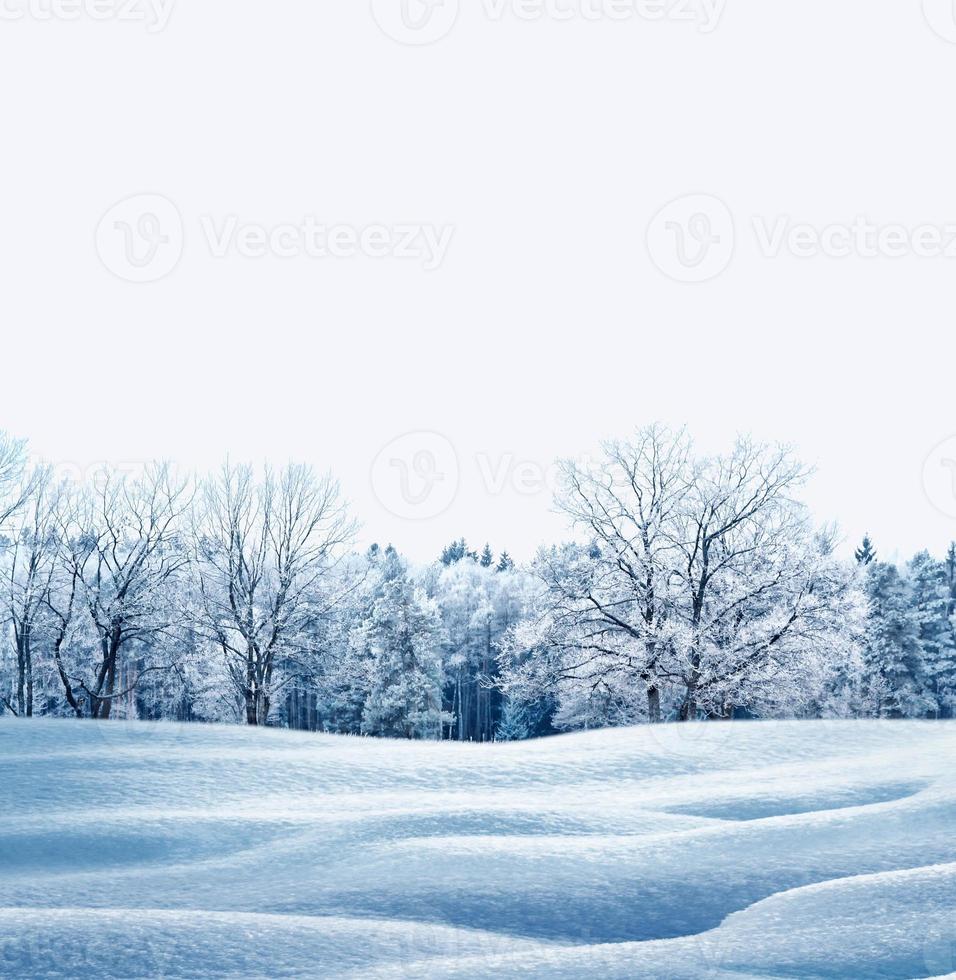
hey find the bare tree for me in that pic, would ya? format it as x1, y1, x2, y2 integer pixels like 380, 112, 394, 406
0, 431, 33, 528
551, 425, 691, 722
2, 466, 64, 717
59, 464, 191, 719
0, 434, 51, 718
667, 438, 812, 717
193, 462, 356, 725
506, 428, 862, 725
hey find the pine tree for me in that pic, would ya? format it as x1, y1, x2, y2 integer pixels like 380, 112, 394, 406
359, 547, 449, 739
440, 539, 465, 566
854, 534, 877, 566
480, 544, 494, 568
862, 563, 929, 717
496, 551, 514, 573
440, 538, 478, 566
942, 543, 956, 716
496, 696, 531, 741
908, 551, 956, 717
945, 543, 956, 619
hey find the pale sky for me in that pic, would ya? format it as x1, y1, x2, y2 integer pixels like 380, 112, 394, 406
2, 1, 956, 564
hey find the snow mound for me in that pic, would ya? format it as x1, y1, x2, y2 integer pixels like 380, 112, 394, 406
1, 718, 955, 978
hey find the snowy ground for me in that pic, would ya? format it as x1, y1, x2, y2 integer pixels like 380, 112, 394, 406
1, 719, 955, 979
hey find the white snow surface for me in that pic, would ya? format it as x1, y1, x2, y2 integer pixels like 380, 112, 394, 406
1, 718, 955, 978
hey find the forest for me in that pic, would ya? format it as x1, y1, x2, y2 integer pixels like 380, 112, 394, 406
0, 425, 952, 739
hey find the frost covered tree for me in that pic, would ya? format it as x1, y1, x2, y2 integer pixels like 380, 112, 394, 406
943, 543, 956, 713
426, 553, 532, 741
538, 426, 690, 723
854, 552, 956, 719
860, 562, 927, 716
0, 431, 38, 715
1, 466, 64, 717
503, 428, 864, 727
356, 546, 449, 739
907, 551, 956, 715
0, 432, 32, 528
192, 462, 355, 726
667, 442, 862, 720
54, 465, 191, 720
2, 425, 953, 738
854, 534, 877, 566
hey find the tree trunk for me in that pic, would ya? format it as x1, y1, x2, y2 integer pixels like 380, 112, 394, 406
244, 688, 259, 725
681, 681, 698, 721
15, 647, 25, 717
244, 644, 260, 724
455, 671, 462, 741
681, 643, 702, 721
99, 657, 116, 720
243, 683, 270, 725
647, 686, 661, 723
52, 634, 82, 718
24, 641, 33, 718
93, 631, 121, 720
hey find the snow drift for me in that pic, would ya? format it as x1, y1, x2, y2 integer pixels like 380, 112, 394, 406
1, 718, 955, 978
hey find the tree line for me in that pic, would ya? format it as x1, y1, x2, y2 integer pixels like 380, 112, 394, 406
0, 426, 952, 738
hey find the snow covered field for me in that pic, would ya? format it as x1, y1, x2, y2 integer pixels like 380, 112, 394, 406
1, 719, 955, 979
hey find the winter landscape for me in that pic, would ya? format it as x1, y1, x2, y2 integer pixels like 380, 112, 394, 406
1, 424, 956, 977
4, 0, 955, 975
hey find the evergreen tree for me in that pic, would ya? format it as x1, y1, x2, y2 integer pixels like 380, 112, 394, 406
359, 547, 449, 739
496, 551, 514, 573
945, 543, 956, 618
480, 544, 494, 568
440, 538, 478, 566
942, 543, 956, 716
908, 551, 956, 717
854, 534, 877, 566
440, 539, 465, 566
862, 563, 929, 717
496, 696, 531, 741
